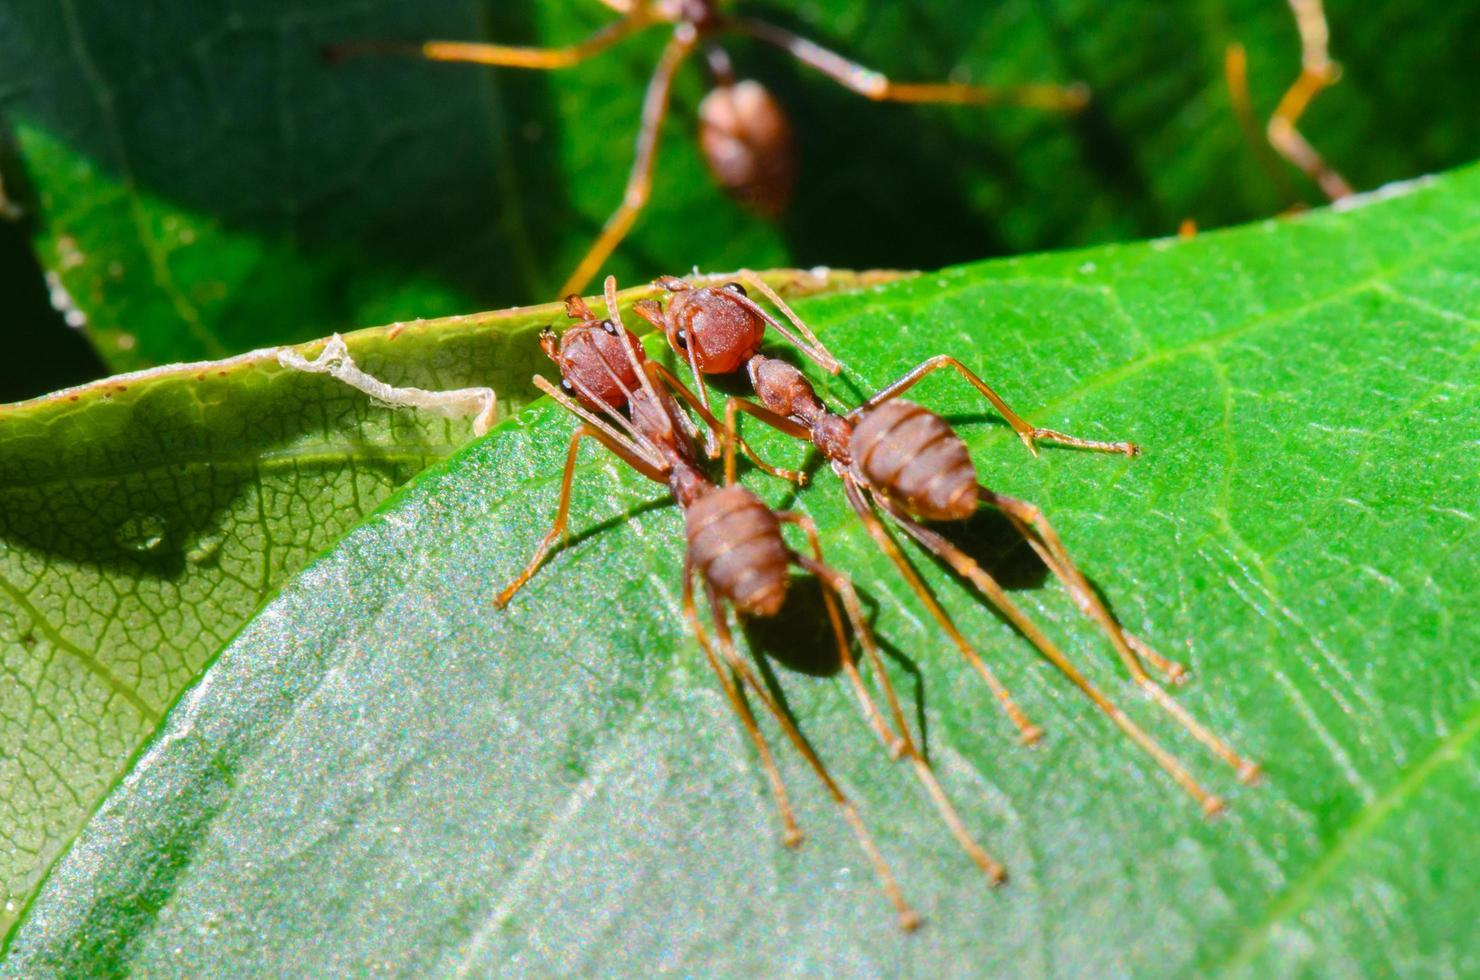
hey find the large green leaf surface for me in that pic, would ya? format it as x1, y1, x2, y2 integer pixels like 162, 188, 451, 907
4, 0, 1478, 374
5, 167, 1478, 974
0, 305, 520, 941
0, 268, 871, 940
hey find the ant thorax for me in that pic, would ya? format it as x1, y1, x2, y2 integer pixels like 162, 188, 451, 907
748, 355, 821, 417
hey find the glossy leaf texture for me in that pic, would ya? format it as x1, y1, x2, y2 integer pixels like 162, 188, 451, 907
0, 267, 884, 940
5, 167, 1478, 974
3, 0, 1479, 372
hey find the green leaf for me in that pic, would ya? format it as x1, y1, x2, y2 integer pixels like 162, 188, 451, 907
7, 166, 1477, 973
0, 266, 886, 941
5, 0, 1479, 370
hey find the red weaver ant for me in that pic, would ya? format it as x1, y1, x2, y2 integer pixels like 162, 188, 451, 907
327, 1, 1089, 297
634, 274, 1262, 814
496, 275, 1021, 930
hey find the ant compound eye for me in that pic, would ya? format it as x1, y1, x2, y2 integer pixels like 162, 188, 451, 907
723, 281, 748, 297
674, 328, 688, 350
560, 378, 575, 394
599, 319, 617, 335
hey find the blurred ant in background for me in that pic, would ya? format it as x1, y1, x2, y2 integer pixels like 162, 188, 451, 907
328, 0, 1088, 296
1227, 0, 1353, 205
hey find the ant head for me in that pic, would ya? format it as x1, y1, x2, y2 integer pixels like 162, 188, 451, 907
698, 79, 796, 217
663, 280, 766, 376
545, 306, 647, 413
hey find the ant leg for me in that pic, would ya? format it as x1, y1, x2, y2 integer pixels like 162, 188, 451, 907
327, 12, 651, 69
731, 17, 1088, 112
848, 355, 1140, 458
1267, 0, 1353, 201
781, 511, 1007, 883
559, 31, 698, 297
645, 365, 806, 484
839, 479, 1043, 744
684, 558, 804, 847
686, 334, 715, 421
494, 423, 664, 607
979, 486, 1192, 689
733, 270, 842, 374
719, 394, 811, 487
878, 497, 1227, 816
775, 513, 908, 756
1224, 43, 1301, 205
277, 335, 498, 435
1122, 633, 1190, 686
534, 374, 663, 469
650, 354, 719, 456
704, 584, 921, 930
980, 488, 1260, 784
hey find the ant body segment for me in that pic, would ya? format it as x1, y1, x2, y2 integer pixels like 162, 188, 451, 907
497, 276, 1020, 930
636, 274, 1262, 814
327, 1, 1089, 296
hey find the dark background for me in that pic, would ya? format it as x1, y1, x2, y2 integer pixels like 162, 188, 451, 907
3, 0, 1477, 401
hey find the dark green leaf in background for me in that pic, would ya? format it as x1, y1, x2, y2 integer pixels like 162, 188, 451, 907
5, 166, 1477, 975
2, 0, 1478, 376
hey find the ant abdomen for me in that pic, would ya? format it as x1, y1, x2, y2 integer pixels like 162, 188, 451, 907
851, 401, 978, 521
685, 484, 791, 617
698, 79, 796, 217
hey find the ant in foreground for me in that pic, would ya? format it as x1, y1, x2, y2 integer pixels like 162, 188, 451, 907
1226, 0, 1352, 203
327, 1, 1088, 296
635, 274, 1262, 814
496, 275, 1019, 930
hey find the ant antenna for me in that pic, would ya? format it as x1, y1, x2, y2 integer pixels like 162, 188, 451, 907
736, 269, 841, 374
604, 275, 665, 407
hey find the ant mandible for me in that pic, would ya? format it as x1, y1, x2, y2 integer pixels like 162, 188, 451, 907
328, 1, 1089, 296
